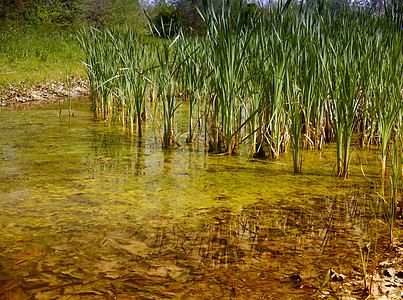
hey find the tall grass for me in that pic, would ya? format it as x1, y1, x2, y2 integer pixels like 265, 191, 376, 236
77, 0, 402, 180
76, 1, 403, 243
155, 40, 183, 147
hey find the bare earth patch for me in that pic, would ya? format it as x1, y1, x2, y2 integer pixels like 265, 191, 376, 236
0, 76, 89, 110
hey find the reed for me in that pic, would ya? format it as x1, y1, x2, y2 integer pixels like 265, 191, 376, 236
262, 26, 289, 159
155, 40, 182, 147
66, 69, 72, 117
177, 36, 204, 143
382, 90, 402, 245
327, 40, 363, 178
286, 75, 303, 173
117, 30, 149, 136
75, 1, 402, 181
198, 0, 254, 154
373, 84, 399, 179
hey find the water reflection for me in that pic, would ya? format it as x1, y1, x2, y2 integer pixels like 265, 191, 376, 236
139, 192, 374, 297
154, 196, 365, 265
0, 103, 384, 299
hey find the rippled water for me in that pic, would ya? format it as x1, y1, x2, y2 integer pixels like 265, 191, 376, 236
0, 100, 386, 299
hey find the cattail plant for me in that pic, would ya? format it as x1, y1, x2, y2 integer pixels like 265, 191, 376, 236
197, 0, 254, 154
155, 40, 182, 147
75, 0, 402, 181
286, 77, 304, 173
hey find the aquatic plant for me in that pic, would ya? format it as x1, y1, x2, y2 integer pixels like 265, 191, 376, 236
286, 77, 303, 173
155, 40, 183, 147
76, 0, 403, 179
177, 35, 204, 143
115, 29, 149, 136
66, 70, 72, 117
197, 0, 255, 154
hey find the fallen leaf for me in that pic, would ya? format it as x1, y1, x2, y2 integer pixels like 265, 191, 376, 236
166, 282, 185, 292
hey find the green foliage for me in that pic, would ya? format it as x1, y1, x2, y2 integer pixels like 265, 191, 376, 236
147, 1, 182, 38
0, 0, 76, 27
0, 25, 84, 87
240, 3, 259, 24
77, 0, 403, 173
176, 0, 206, 35
75, 0, 147, 32
0, 0, 147, 33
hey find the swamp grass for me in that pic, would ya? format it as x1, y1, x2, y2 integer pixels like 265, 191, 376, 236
78, 0, 402, 175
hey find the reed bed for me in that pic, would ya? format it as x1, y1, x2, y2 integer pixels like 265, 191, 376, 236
77, 0, 402, 179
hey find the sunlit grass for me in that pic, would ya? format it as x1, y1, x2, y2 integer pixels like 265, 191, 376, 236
0, 26, 85, 87
77, 0, 402, 182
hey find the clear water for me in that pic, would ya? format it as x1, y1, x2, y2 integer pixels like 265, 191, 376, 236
0, 100, 385, 299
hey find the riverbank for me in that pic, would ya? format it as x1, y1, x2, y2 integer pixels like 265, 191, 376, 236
0, 76, 89, 110
0, 24, 87, 110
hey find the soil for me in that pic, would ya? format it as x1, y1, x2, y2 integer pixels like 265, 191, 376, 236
0, 76, 89, 110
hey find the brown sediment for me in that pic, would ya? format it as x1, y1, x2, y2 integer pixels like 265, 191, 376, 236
0, 77, 89, 110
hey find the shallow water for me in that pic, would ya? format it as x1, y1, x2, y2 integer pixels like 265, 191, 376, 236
0, 100, 389, 299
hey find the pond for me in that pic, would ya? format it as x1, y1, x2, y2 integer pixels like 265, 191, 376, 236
0, 99, 393, 299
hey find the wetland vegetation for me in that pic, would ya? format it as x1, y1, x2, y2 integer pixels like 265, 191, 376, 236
78, 0, 402, 176
1, 0, 403, 299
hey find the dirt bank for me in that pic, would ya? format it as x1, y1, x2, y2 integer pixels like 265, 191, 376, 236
0, 76, 89, 110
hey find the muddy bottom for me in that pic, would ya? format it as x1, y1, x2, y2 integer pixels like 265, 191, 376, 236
0, 101, 402, 299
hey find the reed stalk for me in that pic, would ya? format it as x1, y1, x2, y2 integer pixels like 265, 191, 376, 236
155, 40, 182, 147
286, 76, 303, 173
198, 0, 254, 154
75, 2, 402, 180
66, 69, 72, 117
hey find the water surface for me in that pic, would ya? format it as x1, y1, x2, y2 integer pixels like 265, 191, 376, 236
0, 100, 384, 299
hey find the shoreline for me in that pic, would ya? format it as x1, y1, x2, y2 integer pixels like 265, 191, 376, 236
0, 76, 89, 110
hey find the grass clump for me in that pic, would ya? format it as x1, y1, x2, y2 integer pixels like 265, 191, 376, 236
77, 0, 402, 178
